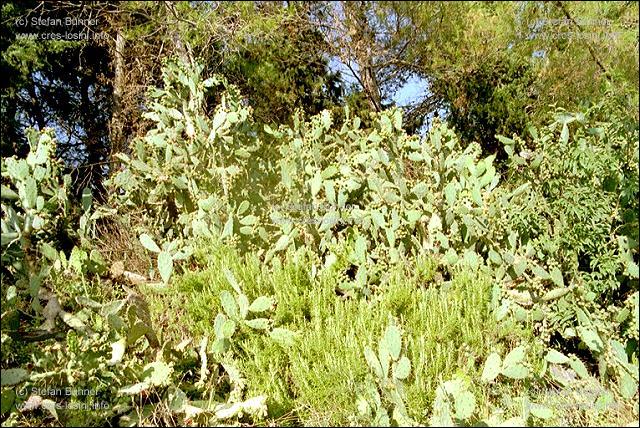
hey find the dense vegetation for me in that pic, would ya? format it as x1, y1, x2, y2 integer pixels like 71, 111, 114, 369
1, 1, 638, 426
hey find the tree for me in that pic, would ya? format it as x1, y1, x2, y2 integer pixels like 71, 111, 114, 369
1, 1, 114, 196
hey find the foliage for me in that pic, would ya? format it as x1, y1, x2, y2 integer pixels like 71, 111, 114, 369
140, 240, 498, 426
263, 106, 505, 295
356, 319, 416, 426
1, 129, 100, 301
218, 1, 342, 125
107, 60, 265, 279
492, 99, 639, 399
1, 287, 268, 426
1, 0, 114, 190
431, 53, 536, 157
2, 21, 639, 426
210, 267, 296, 354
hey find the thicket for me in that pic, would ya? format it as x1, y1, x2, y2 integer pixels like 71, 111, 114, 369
1, 60, 638, 426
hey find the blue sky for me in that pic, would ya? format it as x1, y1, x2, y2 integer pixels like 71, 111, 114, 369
329, 56, 429, 107
329, 56, 444, 135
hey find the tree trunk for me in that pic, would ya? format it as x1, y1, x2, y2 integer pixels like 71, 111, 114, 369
343, 1, 382, 112
110, 28, 126, 156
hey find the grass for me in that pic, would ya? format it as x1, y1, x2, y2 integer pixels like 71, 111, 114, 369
142, 239, 510, 425
4, 237, 635, 426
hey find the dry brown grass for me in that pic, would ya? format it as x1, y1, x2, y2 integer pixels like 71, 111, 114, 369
93, 215, 151, 277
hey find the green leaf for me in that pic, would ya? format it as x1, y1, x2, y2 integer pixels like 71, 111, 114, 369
240, 215, 258, 226
144, 361, 173, 386
411, 182, 428, 198
393, 356, 411, 380
378, 343, 391, 380
22, 177, 37, 209
541, 287, 572, 301
81, 187, 92, 211
227, 111, 239, 123
364, 347, 383, 378
354, 235, 367, 262
270, 328, 297, 348
1, 389, 16, 414
545, 350, 569, 364
444, 182, 457, 205
258, 227, 269, 242
371, 210, 385, 228
508, 183, 529, 199
568, 357, 589, 379
513, 260, 527, 277
321, 110, 332, 129
577, 327, 603, 352
594, 391, 615, 412
222, 319, 236, 338
496, 135, 514, 146
127, 321, 151, 346
503, 346, 526, 367
140, 234, 161, 253
501, 364, 529, 379
471, 186, 483, 206
32, 215, 45, 230
248, 296, 274, 312
560, 123, 569, 144
5, 158, 29, 181
501, 346, 529, 379
245, 318, 270, 330
212, 110, 226, 131
609, 339, 628, 365
237, 200, 250, 215
60, 311, 87, 331
76, 296, 102, 308
454, 391, 476, 420
237, 294, 249, 319
40, 242, 59, 261
380, 114, 392, 134
619, 372, 637, 399
444, 248, 458, 265
627, 260, 639, 278
321, 165, 339, 179
488, 250, 502, 265
393, 109, 403, 130
108, 338, 127, 366
158, 251, 173, 283
310, 171, 322, 196
224, 268, 242, 294
27, 140, 49, 166
1, 232, 18, 246
382, 322, 402, 361
406, 209, 422, 225
324, 180, 336, 204
1, 185, 18, 200
168, 388, 188, 413
102, 299, 126, 317
550, 267, 564, 287
220, 290, 238, 319
119, 382, 149, 395
274, 234, 290, 252
222, 216, 234, 238
530, 404, 553, 420
69, 246, 87, 274
0, 368, 28, 386
482, 353, 502, 382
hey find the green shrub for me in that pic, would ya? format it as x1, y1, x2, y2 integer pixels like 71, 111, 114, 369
494, 100, 639, 398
